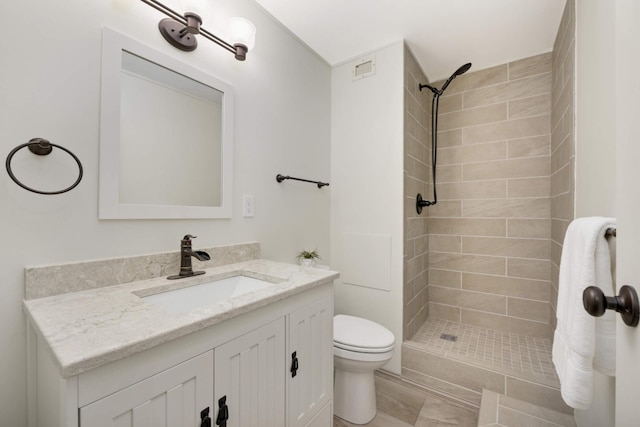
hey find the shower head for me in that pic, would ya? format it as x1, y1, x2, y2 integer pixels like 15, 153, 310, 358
440, 62, 472, 93
453, 63, 472, 77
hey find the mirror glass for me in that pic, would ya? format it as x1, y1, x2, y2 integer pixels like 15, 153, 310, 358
99, 28, 233, 219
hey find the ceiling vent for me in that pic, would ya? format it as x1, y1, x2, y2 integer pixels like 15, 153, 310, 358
352, 55, 376, 81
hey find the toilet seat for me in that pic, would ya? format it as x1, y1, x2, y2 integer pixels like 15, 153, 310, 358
333, 314, 395, 353
333, 341, 395, 353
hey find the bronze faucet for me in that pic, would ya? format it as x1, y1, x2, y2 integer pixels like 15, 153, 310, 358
167, 234, 211, 280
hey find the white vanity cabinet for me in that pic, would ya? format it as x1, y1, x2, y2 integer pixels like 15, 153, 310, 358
79, 351, 214, 427
214, 317, 286, 427
27, 282, 333, 427
288, 297, 333, 427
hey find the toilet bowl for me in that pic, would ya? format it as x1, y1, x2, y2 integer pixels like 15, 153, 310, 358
333, 314, 395, 424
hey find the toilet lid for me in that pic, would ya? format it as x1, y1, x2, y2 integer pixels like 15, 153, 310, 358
333, 315, 395, 351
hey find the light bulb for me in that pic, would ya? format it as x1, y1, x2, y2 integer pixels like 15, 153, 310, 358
229, 17, 256, 51
179, 0, 211, 24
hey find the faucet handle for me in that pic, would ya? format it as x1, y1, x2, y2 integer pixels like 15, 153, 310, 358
183, 234, 197, 241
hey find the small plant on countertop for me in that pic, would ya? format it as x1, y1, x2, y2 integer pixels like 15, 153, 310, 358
296, 249, 321, 266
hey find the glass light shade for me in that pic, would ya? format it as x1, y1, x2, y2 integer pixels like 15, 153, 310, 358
229, 17, 256, 50
179, 0, 211, 23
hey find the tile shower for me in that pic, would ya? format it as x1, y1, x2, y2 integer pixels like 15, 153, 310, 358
401, 0, 575, 412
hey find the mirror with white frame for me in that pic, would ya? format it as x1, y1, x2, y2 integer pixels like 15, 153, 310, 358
99, 28, 233, 219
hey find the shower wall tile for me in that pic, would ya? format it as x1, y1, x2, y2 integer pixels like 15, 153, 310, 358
508, 219, 550, 239
463, 198, 550, 219
428, 200, 462, 217
550, 109, 572, 154
429, 235, 462, 253
438, 93, 463, 114
435, 164, 462, 183
508, 93, 552, 119
433, 64, 508, 96
407, 293, 424, 326
429, 269, 461, 288
429, 253, 506, 275
509, 53, 553, 80
463, 114, 550, 145
550, 219, 570, 245
429, 286, 507, 315
550, 0, 575, 332
428, 303, 461, 322
553, 3, 575, 87
404, 45, 432, 339
508, 297, 550, 322
462, 273, 550, 301
550, 243, 561, 279
507, 177, 550, 198
438, 129, 463, 148
439, 103, 507, 131
563, 42, 575, 86
406, 176, 428, 200
550, 138, 574, 172
438, 141, 507, 166
550, 161, 574, 196
507, 135, 551, 159
461, 309, 551, 338
463, 73, 552, 109
407, 217, 428, 239
429, 218, 506, 236
550, 192, 574, 218
425, 51, 553, 339
406, 136, 426, 160
551, 75, 573, 130
507, 258, 551, 281
463, 156, 550, 181
437, 180, 507, 200
462, 237, 550, 260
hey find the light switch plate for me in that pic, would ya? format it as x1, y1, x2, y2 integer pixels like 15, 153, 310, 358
243, 195, 255, 217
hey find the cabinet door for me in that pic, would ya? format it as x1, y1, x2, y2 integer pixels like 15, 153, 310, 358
288, 297, 333, 427
80, 351, 213, 427
214, 317, 286, 427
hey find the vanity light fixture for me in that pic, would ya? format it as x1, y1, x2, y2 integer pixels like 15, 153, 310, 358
139, 0, 256, 61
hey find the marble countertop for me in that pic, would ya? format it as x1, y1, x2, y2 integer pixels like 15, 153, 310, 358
24, 259, 338, 378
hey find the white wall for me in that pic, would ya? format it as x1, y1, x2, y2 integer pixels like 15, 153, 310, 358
330, 42, 405, 373
0, 0, 330, 424
573, 1, 616, 425
575, 0, 616, 218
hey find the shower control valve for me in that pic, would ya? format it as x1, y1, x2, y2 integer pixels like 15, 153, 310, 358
416, 193, 435, 214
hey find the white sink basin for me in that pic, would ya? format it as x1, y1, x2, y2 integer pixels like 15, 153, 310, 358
142, 275, 275, 314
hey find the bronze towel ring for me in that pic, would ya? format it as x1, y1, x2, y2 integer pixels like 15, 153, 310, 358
5, 138, 83, 195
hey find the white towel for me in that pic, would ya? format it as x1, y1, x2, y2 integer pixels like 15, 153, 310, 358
552, 217, 616, 410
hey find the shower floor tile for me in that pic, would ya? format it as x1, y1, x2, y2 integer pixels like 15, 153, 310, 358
409, 319, 558, 383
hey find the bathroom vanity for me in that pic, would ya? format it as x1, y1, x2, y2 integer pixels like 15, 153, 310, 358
24, 253, 337, 427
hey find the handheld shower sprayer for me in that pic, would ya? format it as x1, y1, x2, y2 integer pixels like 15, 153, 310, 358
416, 63, 472, 213
440, 63, 472, 93
418, 63, 471, 95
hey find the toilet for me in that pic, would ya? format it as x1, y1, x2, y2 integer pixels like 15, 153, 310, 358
333, 314, 395, 424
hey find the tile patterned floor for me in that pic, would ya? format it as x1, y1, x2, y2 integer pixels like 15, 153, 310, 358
410, 319, 557, 382
477, 389, 576, 427
334, 373, 478, 427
